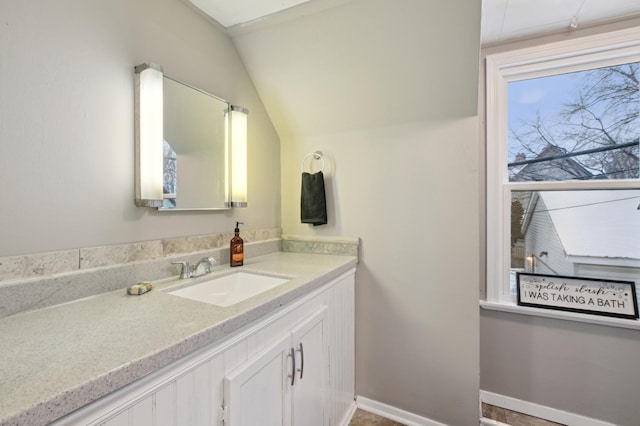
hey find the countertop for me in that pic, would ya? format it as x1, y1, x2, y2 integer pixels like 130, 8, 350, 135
0, 251, 357, 426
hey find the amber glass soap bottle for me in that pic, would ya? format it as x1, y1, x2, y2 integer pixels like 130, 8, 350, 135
230, 222, 244, 267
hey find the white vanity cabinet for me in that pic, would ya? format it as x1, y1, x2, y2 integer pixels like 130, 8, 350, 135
223, 306, 327, 426
53, 268, 355, 426
290, 309, 326, 426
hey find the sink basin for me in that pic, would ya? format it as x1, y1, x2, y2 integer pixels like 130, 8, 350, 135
168, 271, 291, 307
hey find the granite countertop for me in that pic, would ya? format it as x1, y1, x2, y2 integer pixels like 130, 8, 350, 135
0, 251, 357, 426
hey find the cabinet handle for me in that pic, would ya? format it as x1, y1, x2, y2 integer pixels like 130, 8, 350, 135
296, 343, 304, 380
288, 347, 296, 386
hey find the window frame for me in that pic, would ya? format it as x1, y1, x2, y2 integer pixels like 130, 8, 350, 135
485, 27, 640, 311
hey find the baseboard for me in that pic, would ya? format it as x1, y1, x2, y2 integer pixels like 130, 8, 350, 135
355, 396, 448, 426
340, 401, 358, 426
480, 390, 618, 426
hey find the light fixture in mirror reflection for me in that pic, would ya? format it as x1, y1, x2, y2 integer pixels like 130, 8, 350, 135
134, 63, 248, 210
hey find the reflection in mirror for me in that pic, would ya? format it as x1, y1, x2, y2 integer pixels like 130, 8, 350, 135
160, 76, 230, 210
163, 141, 177, 203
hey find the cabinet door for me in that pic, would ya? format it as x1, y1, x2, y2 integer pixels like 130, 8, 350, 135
224, 333, 292, 426
291, 307, 327, 426
51, 270, 354, 426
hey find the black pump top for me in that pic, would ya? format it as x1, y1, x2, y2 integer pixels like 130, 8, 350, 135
234, 222, 244, 233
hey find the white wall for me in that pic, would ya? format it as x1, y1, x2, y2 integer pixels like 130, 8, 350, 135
481, 311, 640, 425
480, 17, 640, 426
231, 1, 482, 424
0, 0, 280, 257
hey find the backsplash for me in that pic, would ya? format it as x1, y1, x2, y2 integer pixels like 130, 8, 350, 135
282, 234, 359, 257
0, 228, 282, 282
0, 230, 359, 318
0, 228, 281, 318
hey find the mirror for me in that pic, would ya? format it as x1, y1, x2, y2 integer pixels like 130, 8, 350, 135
160, 76, 230, 210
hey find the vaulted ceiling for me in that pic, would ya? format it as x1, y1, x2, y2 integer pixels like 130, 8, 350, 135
183, 0, 640, 140
188, 0, 640, 45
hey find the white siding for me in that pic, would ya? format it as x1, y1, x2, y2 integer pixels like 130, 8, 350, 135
524, 199, 573, 276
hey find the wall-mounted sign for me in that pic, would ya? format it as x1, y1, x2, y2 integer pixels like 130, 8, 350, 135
517, 272, 638, 320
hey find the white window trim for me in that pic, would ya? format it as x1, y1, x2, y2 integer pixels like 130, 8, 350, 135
484, 26, 640, 328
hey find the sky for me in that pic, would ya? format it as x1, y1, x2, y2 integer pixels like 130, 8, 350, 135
506, 71, 581, 161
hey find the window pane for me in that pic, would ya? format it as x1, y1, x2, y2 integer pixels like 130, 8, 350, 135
507, 63, 640, 182
510, 189, 640, 296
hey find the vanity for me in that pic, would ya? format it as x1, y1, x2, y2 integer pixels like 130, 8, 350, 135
0, 65, 356, 425
0, 251, 356, 426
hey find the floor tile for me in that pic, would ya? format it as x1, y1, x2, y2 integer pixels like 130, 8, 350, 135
483, 403, 565, 426
482, 402, 508, 423
349, 409, 405, 425
351, 404, 564, 425
503, 408, 564, 426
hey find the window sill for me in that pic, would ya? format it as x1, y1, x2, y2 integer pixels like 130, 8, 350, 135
480, 300, 640, 330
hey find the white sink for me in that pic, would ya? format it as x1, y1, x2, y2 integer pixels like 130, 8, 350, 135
168, 271, 291, 307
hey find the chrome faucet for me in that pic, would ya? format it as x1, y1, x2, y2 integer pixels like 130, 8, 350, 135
193, 257, 216, 277
172, 257, 217, 279
171, 261, 191, 279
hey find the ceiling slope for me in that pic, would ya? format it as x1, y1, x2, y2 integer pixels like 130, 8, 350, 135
227, 0, 482, 138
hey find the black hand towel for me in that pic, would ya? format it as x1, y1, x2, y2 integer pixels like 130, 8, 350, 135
301, 171, 327, 226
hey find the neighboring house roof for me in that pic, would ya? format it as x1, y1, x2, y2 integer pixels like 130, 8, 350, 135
510, 144, 594, 182
536, 190, 640, 260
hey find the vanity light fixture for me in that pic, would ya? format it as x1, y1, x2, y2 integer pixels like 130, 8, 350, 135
134, 63, 164, 207
226, 105, 248, 208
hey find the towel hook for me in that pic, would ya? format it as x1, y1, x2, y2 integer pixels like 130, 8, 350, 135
301, 151, 325, 173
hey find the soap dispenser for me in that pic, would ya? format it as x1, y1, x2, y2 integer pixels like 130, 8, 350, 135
230, 222, 244, 267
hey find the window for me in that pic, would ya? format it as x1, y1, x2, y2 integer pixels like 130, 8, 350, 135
485, 27, 640, 313
163, 140, 178, 208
